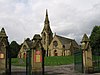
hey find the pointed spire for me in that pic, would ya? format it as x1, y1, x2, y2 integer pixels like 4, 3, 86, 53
46, 9, 48, 16
0, 27, 7, 37
41, 9, 53, 34
81, 33, 90, 43
44, 9, 49, 24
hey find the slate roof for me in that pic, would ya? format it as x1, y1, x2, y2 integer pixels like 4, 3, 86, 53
25, 38, 33, 48
56, 35, 72, 44
64, 43, 71, 49
55, 35, 79, 49
32, 34, 42, 40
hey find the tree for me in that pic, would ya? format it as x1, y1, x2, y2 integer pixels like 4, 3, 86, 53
89, 26, 100, 50
10, 41, 20, 58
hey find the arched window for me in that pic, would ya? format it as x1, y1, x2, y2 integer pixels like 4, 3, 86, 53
53, 41, 58, 48
23, 52, 26, 58
23, 45, 27, 51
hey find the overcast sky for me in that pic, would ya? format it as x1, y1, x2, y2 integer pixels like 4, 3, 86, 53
0, 0, 100, 44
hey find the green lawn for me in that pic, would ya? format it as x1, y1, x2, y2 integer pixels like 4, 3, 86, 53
11, 56, 74, 66
11, 58, 26, 66
44, 56, 74, 66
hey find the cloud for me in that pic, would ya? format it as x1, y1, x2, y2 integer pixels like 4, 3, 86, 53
0, 0, 100, 44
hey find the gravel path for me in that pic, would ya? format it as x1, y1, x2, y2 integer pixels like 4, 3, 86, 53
11, 64, 100, 75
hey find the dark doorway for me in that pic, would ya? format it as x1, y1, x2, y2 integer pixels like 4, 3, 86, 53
54, 50, 58, 56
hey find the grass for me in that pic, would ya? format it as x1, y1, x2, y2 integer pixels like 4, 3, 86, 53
44, 56, 74, 66
11, 58, 26, 66
11, 56, 74, 66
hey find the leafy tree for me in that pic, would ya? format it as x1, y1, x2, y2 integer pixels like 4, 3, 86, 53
90, 26, 100, 50
10, 41, 20, 58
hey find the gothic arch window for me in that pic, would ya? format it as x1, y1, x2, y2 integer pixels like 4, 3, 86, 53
53, 41, 58, 48
23, 45, 27, 51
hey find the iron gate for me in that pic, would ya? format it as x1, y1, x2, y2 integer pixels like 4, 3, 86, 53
92, 48, 100, 72
74, 49, 83, 72
26, 50, 32, 75
9, 50, 32, 75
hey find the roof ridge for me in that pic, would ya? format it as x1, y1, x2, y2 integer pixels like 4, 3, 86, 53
56, 34, 73, 40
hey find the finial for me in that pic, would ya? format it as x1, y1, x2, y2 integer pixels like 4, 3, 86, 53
81, 33, 90, 43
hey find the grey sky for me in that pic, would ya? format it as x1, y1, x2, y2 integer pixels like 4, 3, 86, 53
0, 0, 100, 44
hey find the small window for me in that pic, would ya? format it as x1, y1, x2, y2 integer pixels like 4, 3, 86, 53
23, 45, 27, 51
53, 41, 58, 47
54, 50, 58, 56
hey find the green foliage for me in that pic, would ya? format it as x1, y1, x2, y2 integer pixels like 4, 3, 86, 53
11, 56, 74, 66
10, 41, 20, 58
90, 26, 100, 50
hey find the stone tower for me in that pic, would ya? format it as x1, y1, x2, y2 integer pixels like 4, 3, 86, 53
41, 10, 53, 56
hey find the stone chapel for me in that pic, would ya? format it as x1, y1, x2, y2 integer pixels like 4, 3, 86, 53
18, 10, 79, 58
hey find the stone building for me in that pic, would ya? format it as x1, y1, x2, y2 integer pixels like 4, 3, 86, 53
49, 34, 79, 56
18, 10, 79, 58
18, 38, 33, 58
41, 10, 53, 56
41, 10, 79, 56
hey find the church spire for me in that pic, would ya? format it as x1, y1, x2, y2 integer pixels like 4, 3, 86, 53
41, 9, 53, 56
42, 9, 52, 33
44, 9, 49, 24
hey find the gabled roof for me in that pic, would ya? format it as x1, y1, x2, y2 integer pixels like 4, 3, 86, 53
55, 35, 73, 45
24, 38, 33, 48
32, 34, 42, 41
55, 35, 79, 49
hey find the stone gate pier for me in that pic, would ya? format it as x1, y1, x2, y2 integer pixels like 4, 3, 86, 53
0, 28, 10, 75
81, 34, 93, 73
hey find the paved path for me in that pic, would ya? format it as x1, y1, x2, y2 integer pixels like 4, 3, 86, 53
11, 65, 100, 75
44, 65, 100, 75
